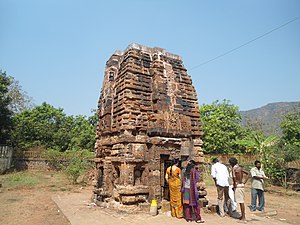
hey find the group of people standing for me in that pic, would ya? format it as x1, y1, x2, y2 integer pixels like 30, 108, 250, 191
165, 158, 204, 223
211, 157, 268, 223
164, 157, 268, 223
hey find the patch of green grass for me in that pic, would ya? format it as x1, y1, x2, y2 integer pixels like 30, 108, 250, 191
4, 172, 40, 188
0, 171, 74, 193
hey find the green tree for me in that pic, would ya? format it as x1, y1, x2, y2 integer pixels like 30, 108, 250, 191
11, 102, 96, 151
235, 132, 279, 157
69, 115, 95, 151
270, 143, 300, 187
281, 110, 300, 147
200, 99, 243, 154
0, 70, 13, 144
236, 132, 280, 183
11, 102, 72, 150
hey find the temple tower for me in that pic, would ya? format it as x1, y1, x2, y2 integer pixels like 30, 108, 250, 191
94, 43, 203, 209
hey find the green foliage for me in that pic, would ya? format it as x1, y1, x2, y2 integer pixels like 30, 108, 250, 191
281, 110, 300, 147
43, 149, 94, 169
200, 99, 243, 154
69, 115, 96, 151
235, 131, 281, 183
43, 149, 93, 184
274, 143, 300, 163
235, 131, 279, 157
65, 150, 93, 184
63, 149, 94, 160
43, 149, 66, 170
0, 70, 13, 144
264, 143, 300, 187
64, 157, 90, 184
11, 102, 70, 149
11, 103, 96, 151
236, 130, 300, 187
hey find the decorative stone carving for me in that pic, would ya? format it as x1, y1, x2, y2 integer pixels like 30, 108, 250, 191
94, 43, 204, 210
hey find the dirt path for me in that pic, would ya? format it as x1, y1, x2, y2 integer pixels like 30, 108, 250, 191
0, 171, 299, 225
52, 186, 294, 225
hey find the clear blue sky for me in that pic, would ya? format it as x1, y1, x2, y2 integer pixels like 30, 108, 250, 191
1, 0, 299, 116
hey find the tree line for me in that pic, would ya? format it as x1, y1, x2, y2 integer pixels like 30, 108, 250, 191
0, 70, 96, 152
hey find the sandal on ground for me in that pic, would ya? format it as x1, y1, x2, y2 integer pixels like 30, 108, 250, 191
196, 220, 205, 223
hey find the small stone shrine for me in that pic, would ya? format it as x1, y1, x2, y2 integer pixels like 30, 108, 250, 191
94, 43, 205, 210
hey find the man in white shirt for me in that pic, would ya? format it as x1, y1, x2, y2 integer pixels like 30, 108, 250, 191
211, 158, 231, 217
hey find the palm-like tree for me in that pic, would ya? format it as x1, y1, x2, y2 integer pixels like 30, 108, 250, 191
236, 133, 279, 160
236, 132, 279, 179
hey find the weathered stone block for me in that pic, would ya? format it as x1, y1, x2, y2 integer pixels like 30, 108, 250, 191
121, 196, 136, 204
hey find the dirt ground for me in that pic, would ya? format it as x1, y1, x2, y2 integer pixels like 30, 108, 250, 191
0, 171, 299, 225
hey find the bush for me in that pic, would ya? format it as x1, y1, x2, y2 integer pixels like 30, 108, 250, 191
43, 149, 94, 184
43, 149, 65, 170
64, 157, 90, 184
43, 149, 93, 170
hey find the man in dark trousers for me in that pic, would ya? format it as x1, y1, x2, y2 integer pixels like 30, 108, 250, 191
211, 158, 231, 217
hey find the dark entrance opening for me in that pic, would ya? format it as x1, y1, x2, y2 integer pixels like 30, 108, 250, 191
160, 154, 171, 200
97, 167, 104, 188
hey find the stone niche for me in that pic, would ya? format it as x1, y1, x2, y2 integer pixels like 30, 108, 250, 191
94, 43, 204, 210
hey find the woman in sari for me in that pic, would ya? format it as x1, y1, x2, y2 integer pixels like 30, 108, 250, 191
181, 160, 204, 223
165, 158, 184, 218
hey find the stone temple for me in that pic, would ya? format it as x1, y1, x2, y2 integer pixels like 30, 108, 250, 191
94, 43, 204, 210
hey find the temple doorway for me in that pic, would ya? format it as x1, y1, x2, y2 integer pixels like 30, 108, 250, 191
160, 154, 171, 201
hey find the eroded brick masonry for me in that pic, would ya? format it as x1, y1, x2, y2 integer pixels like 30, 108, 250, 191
94, 43, 204, 209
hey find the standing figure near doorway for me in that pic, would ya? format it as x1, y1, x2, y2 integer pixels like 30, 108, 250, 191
181, 160, 204, 223
165, 158, 184, 218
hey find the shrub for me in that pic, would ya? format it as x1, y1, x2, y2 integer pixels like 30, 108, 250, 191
64, 157, 90, 184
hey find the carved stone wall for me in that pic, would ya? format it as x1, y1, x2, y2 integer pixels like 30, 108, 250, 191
94, 43, 203, 209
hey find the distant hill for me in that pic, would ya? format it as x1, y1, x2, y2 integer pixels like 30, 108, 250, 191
240, 102, 300, 136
